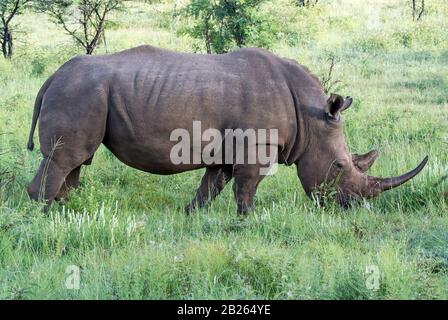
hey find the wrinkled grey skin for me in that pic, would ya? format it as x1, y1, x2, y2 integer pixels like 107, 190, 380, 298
27, 45, 428, 213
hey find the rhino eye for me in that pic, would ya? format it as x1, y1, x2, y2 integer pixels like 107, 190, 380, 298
334, 162, 343, 170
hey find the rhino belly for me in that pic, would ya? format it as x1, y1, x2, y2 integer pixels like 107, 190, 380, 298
102, 123, 207, 175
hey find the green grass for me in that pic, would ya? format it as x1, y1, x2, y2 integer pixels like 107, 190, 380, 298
0, 0, 447, 299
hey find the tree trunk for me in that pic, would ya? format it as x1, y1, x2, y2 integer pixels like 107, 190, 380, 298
1, 26, 13, 59
1, 34, 7, 58
6, 31, 13, 58
417, 0, 425, 21
412, 0, 425, 22
204, 15, 212, 54
412, 0, 416, 21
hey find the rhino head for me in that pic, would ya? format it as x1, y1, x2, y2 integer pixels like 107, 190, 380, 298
296, 93, 428, 207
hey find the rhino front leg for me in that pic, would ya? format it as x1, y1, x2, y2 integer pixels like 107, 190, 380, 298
232, 164, 265, 215
185, 166, 233, 213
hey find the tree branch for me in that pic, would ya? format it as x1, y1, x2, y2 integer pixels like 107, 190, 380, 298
5, 0, 20, 25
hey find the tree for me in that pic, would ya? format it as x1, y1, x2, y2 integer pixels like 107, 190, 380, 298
184, 0, 274, 54
0, 0, 31, 58
411, 0, 425, 21
296, 0, 319, 7
36, 0, 122, 55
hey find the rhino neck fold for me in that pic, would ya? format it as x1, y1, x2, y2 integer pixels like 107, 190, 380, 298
282, 87, 311, 166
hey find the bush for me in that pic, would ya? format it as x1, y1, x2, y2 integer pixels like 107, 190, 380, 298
182, 0, 277, 54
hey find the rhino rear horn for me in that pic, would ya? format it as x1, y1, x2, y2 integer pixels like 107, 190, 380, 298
353, 150, 378, 172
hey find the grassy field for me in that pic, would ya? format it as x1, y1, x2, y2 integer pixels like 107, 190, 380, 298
0, 0, 447, 299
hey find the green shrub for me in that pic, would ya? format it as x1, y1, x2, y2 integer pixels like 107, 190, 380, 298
181, 0, 277, 54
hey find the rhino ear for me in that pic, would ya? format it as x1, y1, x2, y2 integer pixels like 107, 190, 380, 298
326, 94, 352, 120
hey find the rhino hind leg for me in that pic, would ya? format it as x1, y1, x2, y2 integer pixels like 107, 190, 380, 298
55, 165, 82, 201
27, 139, 100, 211
185, 166, 233, 213
55, 155, 94, 201
232, 164, 265, 215
27, 156, 74, 211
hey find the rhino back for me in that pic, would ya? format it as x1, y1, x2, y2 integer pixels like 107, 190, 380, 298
105, 46, 296, 132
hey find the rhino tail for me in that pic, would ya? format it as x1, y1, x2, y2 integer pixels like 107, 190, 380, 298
27, 75, 54, 151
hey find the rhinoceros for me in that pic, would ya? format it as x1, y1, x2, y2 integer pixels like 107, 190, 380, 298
26, 45, 428, 213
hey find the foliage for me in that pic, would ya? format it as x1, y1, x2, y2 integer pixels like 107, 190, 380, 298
183, 0, 276, 54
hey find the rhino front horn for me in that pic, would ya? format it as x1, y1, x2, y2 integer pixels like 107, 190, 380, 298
374, 156, 429, 191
